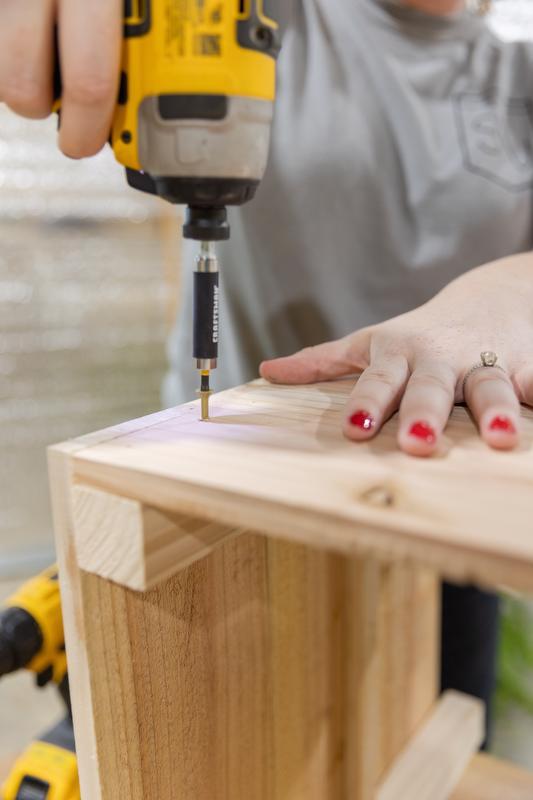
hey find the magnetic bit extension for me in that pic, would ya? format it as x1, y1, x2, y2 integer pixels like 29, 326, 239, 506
194, 241, 219, 420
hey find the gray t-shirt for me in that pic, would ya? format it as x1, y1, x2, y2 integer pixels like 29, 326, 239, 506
164, 0, 533, 405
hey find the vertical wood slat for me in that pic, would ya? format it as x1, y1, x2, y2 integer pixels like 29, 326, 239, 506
344, 558, 439, 798
49, 445, 103, 800
78, 535, 345, 800
58, 493, 439, 800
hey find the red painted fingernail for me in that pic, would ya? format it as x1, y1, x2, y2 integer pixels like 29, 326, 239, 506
489, 416, 516, 434
409, 421, 437, 444
350, 410, 375, 431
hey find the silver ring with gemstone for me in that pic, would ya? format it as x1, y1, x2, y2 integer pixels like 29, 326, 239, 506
462, 351, 506, 397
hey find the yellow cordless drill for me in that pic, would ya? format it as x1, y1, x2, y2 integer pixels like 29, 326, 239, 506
73, 0, 280, 417
0, 566, 65, 686
0, 566, 79, 800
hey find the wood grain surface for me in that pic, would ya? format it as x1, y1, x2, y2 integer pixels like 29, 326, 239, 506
49, 411, 181, 800
67, 539, 438, 800
48, 379, 533, 799
72, 485, 239, 590
67, 379, 533, 592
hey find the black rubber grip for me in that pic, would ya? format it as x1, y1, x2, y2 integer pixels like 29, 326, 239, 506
193, 272, 219, 360
0, 607, 43, 677
14, 776, 50, 800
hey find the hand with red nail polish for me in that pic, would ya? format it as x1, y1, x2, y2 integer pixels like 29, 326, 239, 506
260, 254, 533, 456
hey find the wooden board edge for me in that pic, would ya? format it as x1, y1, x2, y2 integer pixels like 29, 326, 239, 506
71, 459, 533, 594
71, 484, 243, 591
376, 691, 485, 800
47, 445, 102, 800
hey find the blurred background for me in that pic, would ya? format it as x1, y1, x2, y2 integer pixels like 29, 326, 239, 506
0, 0, 532, 779
0, 101, 181, 771
0, 112, 179, 578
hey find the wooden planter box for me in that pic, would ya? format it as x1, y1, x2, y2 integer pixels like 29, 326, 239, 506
49, 378, 533, 799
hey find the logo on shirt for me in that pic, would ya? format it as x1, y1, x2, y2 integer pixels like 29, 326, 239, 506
455, 91, 533, 191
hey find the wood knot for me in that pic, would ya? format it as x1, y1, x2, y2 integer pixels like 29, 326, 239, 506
360, 485, 395, 508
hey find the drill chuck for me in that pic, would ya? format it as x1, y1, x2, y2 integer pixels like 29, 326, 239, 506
183, 206, 230, 243
0, 607, 43, 677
